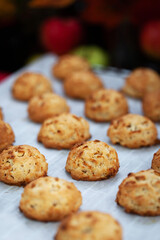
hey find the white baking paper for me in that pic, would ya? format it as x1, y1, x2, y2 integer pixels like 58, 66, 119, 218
0, 54, 159, 240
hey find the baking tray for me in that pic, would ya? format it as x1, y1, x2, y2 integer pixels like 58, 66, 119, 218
0, 54, 159, 240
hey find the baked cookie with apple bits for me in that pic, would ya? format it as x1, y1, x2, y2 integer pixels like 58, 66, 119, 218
85, 89, 128, 122
152, 149, 160, 172
66, 140, 119, 181
12, 72, 53, 101
19, 176, 82, 221
116, 169, 160, 216
143, 90, 160, 122
0, 120, 15, 152
107, 114, 157, 148
64, 70, 103, 100
122, 68, 160, 99
28, 93, 70, 123
38, 113, 91, 149
52, 55, 90, 81
55, 211, 122, 240
0, 145, 48, 186
0, 108, 3, 120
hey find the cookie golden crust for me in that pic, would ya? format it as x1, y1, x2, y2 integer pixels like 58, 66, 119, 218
12, 72, 53, 101
152, 149, 160, 172
0, 145, 48, 186
116, 169, 160, 216
28, 93, 70, 123
143, 91, 160, 122
66, 140, 119, 181
0, 108, 3, 120
19, 176, 82, 221
64, 71, 103, 100
122, 68, 160, 98
107, 114, 157, 148
0, 120, 15, 152
52, 55, 90, 81
85, 89, 128, 122
55, 211, 122, 240
38, 113, 91, 149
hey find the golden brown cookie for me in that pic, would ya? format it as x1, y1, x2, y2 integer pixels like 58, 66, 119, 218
152, 149, 160, 172
122, 68, 160, 98
107, 114, 157, 148
0, 120, 15, 152
0, 108, 3, 120
52, 55, 90, 81
85, 89, 128, 122
64, 70, 103, 100
38, 113, 91, 149
142, 90, 160, 122
55, 211, 122, 240
19, 176, 82, 221
116, 169, 160, 216
0, 145, 48, 186
66, 140, 119, 181
28, 93, 70, 123
12, 72, 53, 101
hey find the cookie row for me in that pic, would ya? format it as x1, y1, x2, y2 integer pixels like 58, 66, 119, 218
0, 141, 159, 184
1, 111, 157, 151
11, 56, 160, 123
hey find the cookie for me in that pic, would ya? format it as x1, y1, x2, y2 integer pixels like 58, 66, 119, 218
19, 176, 82, 221
52, 55, 90, 81
64, 70, 103, 100
122, 68, 160, 98
0, 108, 3, 120
38, 113, 91, 149
28, 93, 70, 123
0, 145, 48, 186
107, 114, 157, 148
85, 89, 128, 122
55, 211, 122, 240
12, 72, 53, 101
0, 120, 15, 152
152, 149, 160, 172
142, 90, 160, 122
116, 169, 160, 216
66, 140, 119, 181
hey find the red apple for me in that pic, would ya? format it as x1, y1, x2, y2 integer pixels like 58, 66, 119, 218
140, 20, 160, 59
0, 72, 10, 83
40, 18, 84, 55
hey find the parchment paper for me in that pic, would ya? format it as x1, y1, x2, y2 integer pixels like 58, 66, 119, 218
0, 54, 159, 240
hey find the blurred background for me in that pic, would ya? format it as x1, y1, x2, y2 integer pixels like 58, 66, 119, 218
0, 0, 160, 80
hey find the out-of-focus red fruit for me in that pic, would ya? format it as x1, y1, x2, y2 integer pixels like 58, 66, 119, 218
40, 18, 83, 55
29, 0, 75, 8
0, 72, 10, 83
140, 20, 160, 59
131, 0, 160, 26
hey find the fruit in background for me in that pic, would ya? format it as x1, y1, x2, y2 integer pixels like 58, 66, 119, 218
81, 0, 127, 29
40, 18, 83, 55
26, 54, 42, 64
0, 72, 10, 83
140, 20, 160, 59
72, 45, 109, 68
131, 0, 160, 26
29, 0, 75, 8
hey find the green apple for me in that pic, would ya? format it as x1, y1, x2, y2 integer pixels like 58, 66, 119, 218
72, 45, 109, 68
26, 54, 42, 64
